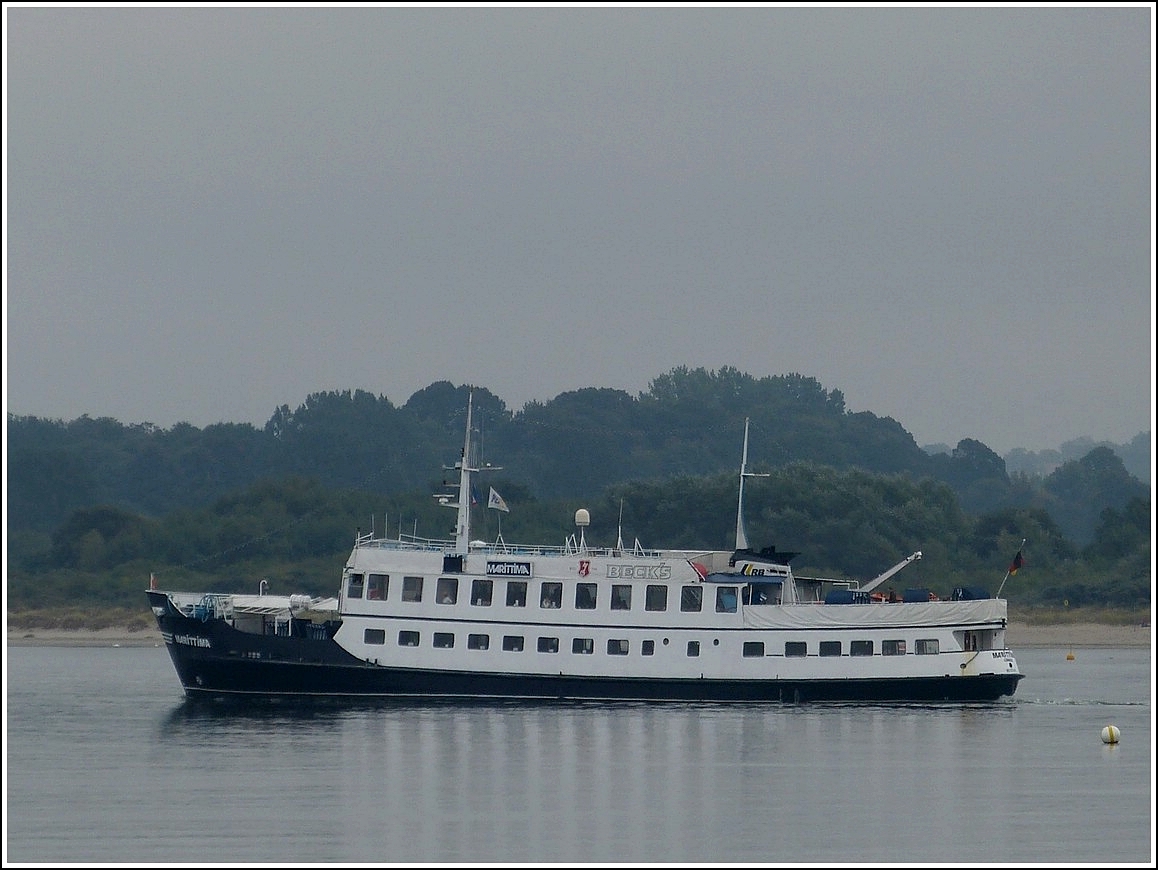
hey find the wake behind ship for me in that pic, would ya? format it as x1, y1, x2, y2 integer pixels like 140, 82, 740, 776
148, 393, 1024, 703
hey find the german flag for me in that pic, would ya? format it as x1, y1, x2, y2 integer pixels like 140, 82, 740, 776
1008, 549, 1024, 575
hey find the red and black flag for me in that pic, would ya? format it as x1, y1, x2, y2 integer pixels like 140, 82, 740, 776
1008, 549, 1024, 575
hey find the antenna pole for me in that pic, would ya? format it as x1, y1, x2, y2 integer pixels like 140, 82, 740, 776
617, 499, 625, 551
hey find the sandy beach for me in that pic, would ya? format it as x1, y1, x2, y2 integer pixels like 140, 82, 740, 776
5, 621, 1151, 649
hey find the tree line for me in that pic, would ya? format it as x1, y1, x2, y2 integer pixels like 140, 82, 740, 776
7, 367, 1150, 614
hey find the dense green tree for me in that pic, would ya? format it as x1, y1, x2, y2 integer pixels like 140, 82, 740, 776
6, 369, 1150, 616
1083, 497, 1150, 562
1039, 447, 1149, 545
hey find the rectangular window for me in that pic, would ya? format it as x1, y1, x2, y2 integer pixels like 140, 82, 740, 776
347, 573, 364, 599
607, 638, 629, 656
506, 581, 527, 608
850, 640, 874, 657
537, 636, 560, 653
398, 630, 420, 647
687, 640, 700, 657
364, 628, 385, 645
743, 641, 765, 657
467, 633, 490, 650
433, 632, 455, 649
366, 573, 388, 600
539, 582, 562, 609
436, 577, 458, 605
681, 586, 703, 612
715, 586, 738, 613
785, 641, 807, 657
746, 583, 776, 605
572, 637, 594, 654
502, 635, 524, 652
402, 576, 424, 602
575, 582, 597, 610
645, 584, 668, 612
882, 639, 906, 656
471, 579, 493, 607
819, 640, 842, 657
611, 584, 632, 611
915, 639, 939, 655
641, 639, 655, 656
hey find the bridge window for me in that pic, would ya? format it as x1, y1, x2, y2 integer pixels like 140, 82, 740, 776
347, 573, 364, 599
539, 582, 562, 609
366, 574, 388, 600
402, 576, 423, 602
745, 582, 776, 605
645, 585, 668, 611
471, 579, 493, 606
611, 585, 632, 611
715, 587, 738, 613
575, 582, 597, 609
681, 586, 703, 612
436, 577, 458, 605
506, 581, 527, 608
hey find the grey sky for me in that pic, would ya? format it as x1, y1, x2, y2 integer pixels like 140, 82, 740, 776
5, 5, 1153, 454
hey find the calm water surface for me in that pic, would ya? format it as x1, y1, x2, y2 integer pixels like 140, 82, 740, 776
4, 644, 1153, 864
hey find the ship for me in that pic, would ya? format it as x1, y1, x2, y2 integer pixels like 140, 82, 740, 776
147, 393, 1024, 703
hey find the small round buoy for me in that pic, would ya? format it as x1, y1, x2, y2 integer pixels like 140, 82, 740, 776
1101, 725, 1120, 745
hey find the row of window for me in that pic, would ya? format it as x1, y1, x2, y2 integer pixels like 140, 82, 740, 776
347, 573, 748, 613
366, 628, 941, 657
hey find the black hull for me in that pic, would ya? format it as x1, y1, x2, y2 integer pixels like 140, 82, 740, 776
150, 597, 1022, 705
172, 654, 1022, 704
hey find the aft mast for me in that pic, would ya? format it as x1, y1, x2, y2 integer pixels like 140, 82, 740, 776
734, 418, 769, 551
732, 418, 800, 603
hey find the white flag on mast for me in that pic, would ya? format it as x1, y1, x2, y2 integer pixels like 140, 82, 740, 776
487, 487, 510, 512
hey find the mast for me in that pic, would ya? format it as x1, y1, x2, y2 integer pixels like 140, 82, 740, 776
437, 390, 503, 552
734, 418, 769, 550
453, 392, 476, 553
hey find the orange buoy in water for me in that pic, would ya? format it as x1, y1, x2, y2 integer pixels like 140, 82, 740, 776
1066, 650, 1075, 660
